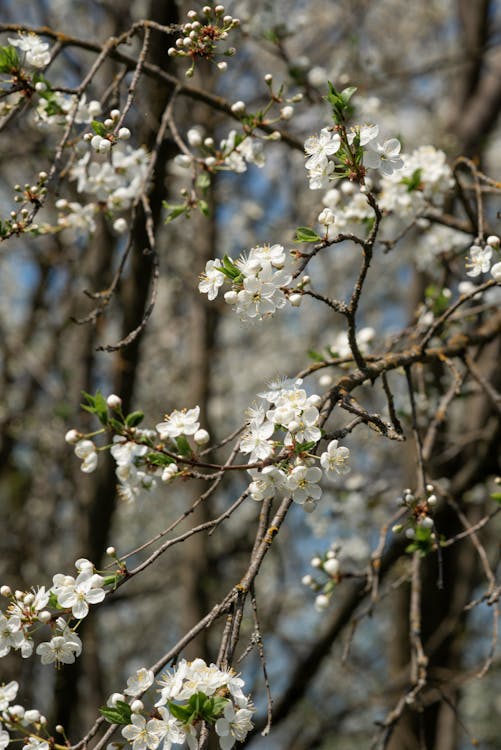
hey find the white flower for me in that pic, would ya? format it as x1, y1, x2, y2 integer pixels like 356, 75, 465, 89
121, 714, 163, 750
320, 440, 351, 478
9, 33, 51, 68
466, 244, 492, 277
74, 439, 98, 473
0, 681, 18, 711
215, 701, 254, 750
304, 128, 341, 170
156, 406, 200, 439
318, 208, 335, 226
306, 158, 335, 190
0, 614, 24, 657
364, 138, 403, 175
284, 405, 321, 446
23, 739, 49, 750
348, 123, 379, 146
240, 420, 275, 462
35, 631, 82, 665
0, 730, 10, 750
146, 706, 186, 746
51, 568, 105, 619
286, 465, 322, 505
110, 437, 148, 467
124, 668, 155, 696
199, 259, 226, 300
248, 466, 287, 502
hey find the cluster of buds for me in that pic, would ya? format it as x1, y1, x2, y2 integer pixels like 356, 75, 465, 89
167, 5, 239, 76
392, 485, 438, 555
302, 545, 341, 612
82, 109, 131, 154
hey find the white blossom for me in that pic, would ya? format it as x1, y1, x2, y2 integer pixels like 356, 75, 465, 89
156, 406, 200, 439
124, 668, 155, 697
320, 440, 351, 478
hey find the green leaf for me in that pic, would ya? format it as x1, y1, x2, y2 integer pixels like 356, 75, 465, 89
219, 255, 240, 280
491, 492, 501, 504
196, 172, 211, 190
80, 390, 108, 425
163, 201, 190, 224
100, 700, 132, 725
401, 168, 422, 193
175, 435, 192, 456
125, 411, 144, 427
340, 86, 357, 104
0, 45, 20, 73
307, 349, 326, 363
167, 701, 193, 723
198, 199, 210, 217
294, 440, 317, 453
146, 452, 176, 467
91, 120, 107, 137
294, 227, 322, 243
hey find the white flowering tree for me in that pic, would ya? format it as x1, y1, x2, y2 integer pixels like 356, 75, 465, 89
0, 2, 500, 750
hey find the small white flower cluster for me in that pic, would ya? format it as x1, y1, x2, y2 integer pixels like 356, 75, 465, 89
167, 5, 240, 76
0, 558, 105, 666
241, 378, 350, 512
66, 398, 209, 503
0, 680, 49, 750
175, 127, 265, 175
35, 92, 102, 128
302, 545, 342, 612
465, 235, 500, 280
8, 32, 51, 69
378, 145, 454, 216
120, 660, 253, 750
51, 142, 148, 238
391, 485, 438, 541
304, 123, 403, 190
199, 244, 295, 322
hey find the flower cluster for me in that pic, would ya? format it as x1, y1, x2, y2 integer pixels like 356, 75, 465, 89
0, 680, 49, 750
167, 5, 240, 76
241, 379, 350, 512
174, 127, 266, 177
465, 235, 500, 280
8, 32, 51, 69
378, 145, 454, 216
304, 122, 403, 190
302, 545, 342, 612
199, 244, 296, 321
120, 660, 253, 750
0, 558, 108, 666
66, 393, 209, 504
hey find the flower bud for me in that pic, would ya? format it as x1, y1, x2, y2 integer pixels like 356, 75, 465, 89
194, 429, 210, 445
118, 127, 131, 141
65, 429, 80, 444
131, 700, 144, 713
314, 594, 330, 611
113, 218, 128, 234
323, 558, 340, 576
311, 556, 322, 568
106, 394, 122, 409
0, 585, 11, 597
107, 693, 125, 707
231, 100, 246, 114
106, 546, 116, 556
289, 293, 302, 307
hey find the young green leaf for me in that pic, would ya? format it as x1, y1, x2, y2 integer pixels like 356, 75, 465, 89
294, 227, 322, 243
